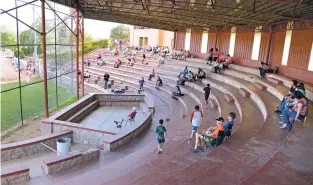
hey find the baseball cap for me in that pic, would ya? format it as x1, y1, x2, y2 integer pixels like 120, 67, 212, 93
215, 117, 224, 122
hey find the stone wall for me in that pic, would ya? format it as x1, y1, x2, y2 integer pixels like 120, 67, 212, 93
1, 167, 29, 185
42, 148, 100, 174
103, 112, 153, 151
45, 120, 116, 146
1, 131, 73, 162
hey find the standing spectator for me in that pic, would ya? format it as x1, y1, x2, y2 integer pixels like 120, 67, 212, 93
155, 119, 167, 154
25, 67, 32, 84
213, 48, 219, 62
103, 73, 110, 89
139, 77, 145, 91
188, 105, 203, 144
203, 84, 211, 108
87, 60, 91, 67
207, 48, 213, 65
183, 66, 189, 75
142, 53, 146, 64
84, 71, 91, 83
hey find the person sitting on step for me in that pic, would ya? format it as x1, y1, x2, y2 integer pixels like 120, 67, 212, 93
114, 59, 122, 68
280, 91, 309, 129
83, 71, 91, 83
114, 107, 137, 128
172, 85, 183, 97
191, 117, 224, 152
223, 112, 236, 141
156, 77, 163, 87
148, 69, 155, 81
222, 54, 232, 69
196, 68, 206, 81
259, 61, 270, 78
187, 71, 195, 82
275, 80, 298, 113
142, 53, 148, 64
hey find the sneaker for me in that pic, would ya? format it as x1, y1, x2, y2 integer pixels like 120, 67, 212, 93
114, 121, 118, 124
157, 150, 161, 154
117, 125, 122, 128
187, 138, 192, 144
274, 110, 281, 113
280, 124, 287, 129
190, 148, 199, 153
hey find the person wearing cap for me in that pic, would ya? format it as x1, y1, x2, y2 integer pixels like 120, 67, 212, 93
114, 107, 137, 128
188, 105, 203, 144
191, 117, 225, 152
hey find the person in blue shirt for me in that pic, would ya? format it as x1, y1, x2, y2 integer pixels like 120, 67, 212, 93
223, 112, 236, 140
139, 77, 145, 91
183, 66, 188, 74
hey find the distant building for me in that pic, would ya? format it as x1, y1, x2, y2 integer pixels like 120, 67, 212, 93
129, 26, 174, 50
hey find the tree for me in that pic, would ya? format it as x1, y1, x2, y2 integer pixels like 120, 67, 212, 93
110, 25, 130, 41
1, 31, 17, 46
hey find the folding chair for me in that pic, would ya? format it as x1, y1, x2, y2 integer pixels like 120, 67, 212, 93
125, 112, 137, 124
201, 130, 225, 151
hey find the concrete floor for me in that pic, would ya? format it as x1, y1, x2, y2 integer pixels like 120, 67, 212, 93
1, 143, 93, 178
80, 106, 149, 134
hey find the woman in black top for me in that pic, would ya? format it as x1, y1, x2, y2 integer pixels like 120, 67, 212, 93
203, 84, 211, 107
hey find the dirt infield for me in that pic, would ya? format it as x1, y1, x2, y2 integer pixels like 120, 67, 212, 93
0, 57, 26, 83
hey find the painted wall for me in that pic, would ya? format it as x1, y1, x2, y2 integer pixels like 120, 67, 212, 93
173, 26, 313, 84
130, 27, 174, 48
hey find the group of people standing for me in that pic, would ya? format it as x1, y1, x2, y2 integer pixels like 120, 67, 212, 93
207, 48, 233, 73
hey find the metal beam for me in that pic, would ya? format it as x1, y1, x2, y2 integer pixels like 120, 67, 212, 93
75, 8, 79, 100
41, 0, 49, 118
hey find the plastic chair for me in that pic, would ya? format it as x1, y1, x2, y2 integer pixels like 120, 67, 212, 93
125, 112, 137, 124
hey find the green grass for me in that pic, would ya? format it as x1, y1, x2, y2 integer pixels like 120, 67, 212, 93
1, 77, 75, 130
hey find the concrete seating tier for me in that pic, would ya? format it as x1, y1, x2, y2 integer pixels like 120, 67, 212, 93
17, 51, 313, 184
239, 88, 251, 98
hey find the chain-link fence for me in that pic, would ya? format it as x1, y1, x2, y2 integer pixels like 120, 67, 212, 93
1, 0, 82, 130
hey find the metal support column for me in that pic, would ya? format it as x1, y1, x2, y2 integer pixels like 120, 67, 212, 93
75, 9, 79, 100
41, 0, 49, 117
81, 15, 85, 96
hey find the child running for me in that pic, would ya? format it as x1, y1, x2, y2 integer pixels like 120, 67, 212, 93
139, 77, 145, 91
188, 105, 203, 144
156, 119, 167, 154
203, 84, 211, 108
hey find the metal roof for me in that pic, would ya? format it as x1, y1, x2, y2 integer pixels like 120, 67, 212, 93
52, 0, 313, 31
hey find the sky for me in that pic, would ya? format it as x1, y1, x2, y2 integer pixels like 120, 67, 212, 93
0, 0, 131, 40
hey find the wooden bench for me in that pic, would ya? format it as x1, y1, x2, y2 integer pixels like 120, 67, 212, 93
209, 99, 218, 109
224, 94, 235, 104
253, 82, 267, 90
239, 88, 250, 98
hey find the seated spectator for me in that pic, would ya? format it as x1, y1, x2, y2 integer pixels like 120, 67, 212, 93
97, 54, 101, 60
139, 77, 145, 91
83, 71, 91, 83
187, 50, 191, 58
111, 89, 124, 94
156, 77, 163, 87
148, 69, 155, 80
114, 49, 119, 56
183, 66, 189, 74
187, 71, 195, 82
142, 53, 148, 64
275, 80, 298, 113
191, 117, 225, 152
127, 58, 134, 66
196, 68, 206, 81
259, 61, 270, 78
296, 83, 306, 96
158, 55, 165, 67
222, 54, 232, 69
223, 112, 236, 141
172, 85, 183, 96
218, 52, 225, 63
114, 107, 137, 128
280, 91, 309, 129
114, 59, 122, 68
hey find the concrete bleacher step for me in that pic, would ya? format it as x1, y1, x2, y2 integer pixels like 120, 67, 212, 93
67, 100, 99, 123
267, 77, 283, 85
239, 88, 250, 98
224, 94, 234, 103
209, 98, 218, 109
253, 82, 267, 90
